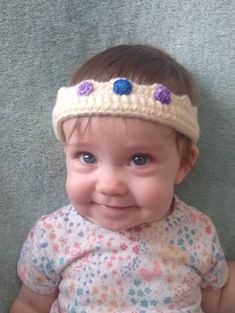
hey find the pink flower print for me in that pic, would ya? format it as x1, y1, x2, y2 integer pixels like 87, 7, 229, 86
132, 245, 140, 254
59, 237, 67, 246
91, 286, 98, 294
120, 242, 128, 250
139, 260, 161, 281
52, 243, 59, 253
128, 235, 137, 241
79, 250, 89, 263
118, 256, 124, 261
106, 240, 113, 248
164, 272, 175, 286
116, 279, 122, 286
39, 216, 47, 223
100, 284, 109, 292
49, 232, 56, 241
73, 241, 80, 249
44, 222, 53, 230
190, 211, 198, 224
97, 234, 104, 240
182, 272, 197, 288
70, 249, 79, 258
143, 223, 152, 229
131, 225, 143, 233
111, 255, 116, 261
56, 223, 62, 229
17, 267, 26, 280
64, 247, 69, 255
139, 268, 158, 281
172, 287, 192, 307
205, 224, 212, 235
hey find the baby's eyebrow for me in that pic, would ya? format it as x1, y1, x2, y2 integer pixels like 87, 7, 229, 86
121, 142, 166, 152
66, 141, 98, 149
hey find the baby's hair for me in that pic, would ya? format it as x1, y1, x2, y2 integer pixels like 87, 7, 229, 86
66, 44, 198, 169
69, 44, 197, 106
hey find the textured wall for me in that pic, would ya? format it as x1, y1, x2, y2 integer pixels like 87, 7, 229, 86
0, 0, 234, 311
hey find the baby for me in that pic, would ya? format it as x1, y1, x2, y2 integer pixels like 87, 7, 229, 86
10, 44, 235, 313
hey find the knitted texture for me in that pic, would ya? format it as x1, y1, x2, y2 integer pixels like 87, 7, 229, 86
53, 78, 200, 143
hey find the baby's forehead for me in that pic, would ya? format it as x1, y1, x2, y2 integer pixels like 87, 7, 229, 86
63, 116, 175, 145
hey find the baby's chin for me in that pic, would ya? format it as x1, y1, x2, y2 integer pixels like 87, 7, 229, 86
75, 205, 169, 232
92, 218, 134, 232
88, 215, 158, 232
81, 214, 139, 232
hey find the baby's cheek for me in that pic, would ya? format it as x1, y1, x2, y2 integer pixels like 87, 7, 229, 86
66, 175, 82, 201
136, 180, 174, 207
66, 174, 93, 206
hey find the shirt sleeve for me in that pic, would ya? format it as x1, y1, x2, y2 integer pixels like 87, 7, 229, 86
200, 222, 228, 290
17, 216, 61, 294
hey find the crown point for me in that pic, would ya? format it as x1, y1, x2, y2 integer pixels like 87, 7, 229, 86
113, 78, 132, 95
153, 85, 171, 104
77, 81, 93, 96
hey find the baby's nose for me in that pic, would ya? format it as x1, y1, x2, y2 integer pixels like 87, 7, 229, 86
95, 169, 128, 196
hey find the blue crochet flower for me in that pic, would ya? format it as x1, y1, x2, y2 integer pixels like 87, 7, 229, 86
113, 78, 132, 95
77, 81, 93, 96
153, 85, 171, 104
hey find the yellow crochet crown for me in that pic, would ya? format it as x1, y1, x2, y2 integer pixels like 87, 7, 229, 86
53, 78, 200, 143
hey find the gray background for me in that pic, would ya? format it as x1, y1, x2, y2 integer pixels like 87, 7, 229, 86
0, 0, 234, 311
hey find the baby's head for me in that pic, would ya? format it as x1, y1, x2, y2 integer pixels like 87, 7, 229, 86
52, 44, 200, 231
53, 44, 199, 161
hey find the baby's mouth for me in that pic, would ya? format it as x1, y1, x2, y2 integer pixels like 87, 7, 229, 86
100, 204, 132, 210
94, 202, 135, 210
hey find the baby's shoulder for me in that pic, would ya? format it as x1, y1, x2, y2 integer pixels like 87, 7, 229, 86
174, 196, 216, 235
32, 204, 84, 234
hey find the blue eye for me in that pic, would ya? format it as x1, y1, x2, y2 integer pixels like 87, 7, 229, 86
79, 152, 97, 164
131, 154, 149, 166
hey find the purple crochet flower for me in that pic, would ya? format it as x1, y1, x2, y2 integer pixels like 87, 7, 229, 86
113, 79, 132, 95
77, 81, 93, 96
153, 85, 171, 104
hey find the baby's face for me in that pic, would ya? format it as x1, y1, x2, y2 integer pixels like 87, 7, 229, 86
63, 117, 188, 231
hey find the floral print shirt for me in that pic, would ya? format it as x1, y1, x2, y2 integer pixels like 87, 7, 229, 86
17, 196, 228, 313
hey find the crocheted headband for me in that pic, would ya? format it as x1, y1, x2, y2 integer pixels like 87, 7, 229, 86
53, 78, 200, 143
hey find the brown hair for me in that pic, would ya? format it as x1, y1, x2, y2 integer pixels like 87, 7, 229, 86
69, 44, 197, 106
66, 44, 197, 167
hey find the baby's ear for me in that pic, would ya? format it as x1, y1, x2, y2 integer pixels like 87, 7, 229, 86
175, 144, 199, 184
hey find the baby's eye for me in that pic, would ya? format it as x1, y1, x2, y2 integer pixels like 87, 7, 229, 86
130, 154, 149, 166
79, 152, 97, 164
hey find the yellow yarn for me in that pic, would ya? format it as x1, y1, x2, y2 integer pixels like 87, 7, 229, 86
52, 79, 200, 143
